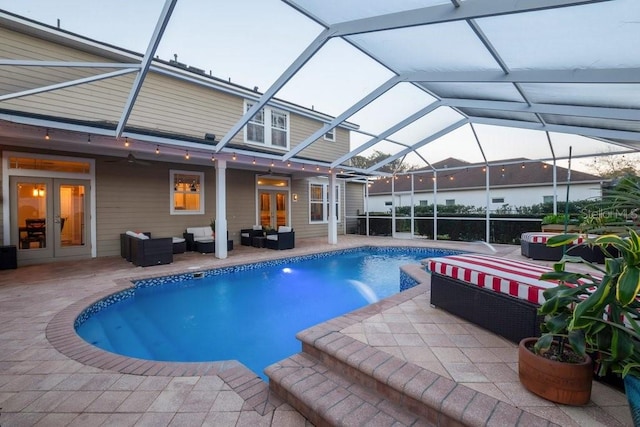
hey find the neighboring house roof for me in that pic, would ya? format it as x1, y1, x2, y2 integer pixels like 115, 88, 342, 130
368, 158, 605, 195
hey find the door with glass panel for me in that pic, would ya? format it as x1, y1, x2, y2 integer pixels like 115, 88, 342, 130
10, 177, 91, 262
258, 190, 288, 230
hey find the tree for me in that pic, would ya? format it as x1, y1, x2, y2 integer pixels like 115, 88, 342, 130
349, 150, 409, 173
586, 152, 640, 178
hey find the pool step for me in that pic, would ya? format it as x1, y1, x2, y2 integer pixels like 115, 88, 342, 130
268, 325, 554, 426
266, 351, 432, 426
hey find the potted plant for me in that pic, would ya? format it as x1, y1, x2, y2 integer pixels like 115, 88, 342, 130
532, 231, 640, 418
518, 286, 593, 405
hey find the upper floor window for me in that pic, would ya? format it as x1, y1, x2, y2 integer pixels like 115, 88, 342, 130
244, 101, 289, 149
324, 128, 335, 141
492, 197, 505, 203
170, 170, 204, 215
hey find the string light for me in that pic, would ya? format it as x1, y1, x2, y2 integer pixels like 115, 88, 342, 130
211, 154, 215, 162
301, 164, 305, 170
232, 153, 237, 161
44, 129, 50, 140
87, 134, 91, 143
124, 137, 129, 147
252, 158, 256, 165
316, 166, 320, 171
521, 162, 526, 169
287, 161, 291, 167
185, 150, 190, 160
155, 146, 160, 154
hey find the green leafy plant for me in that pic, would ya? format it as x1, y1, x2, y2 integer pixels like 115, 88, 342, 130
538, 231, 640, 378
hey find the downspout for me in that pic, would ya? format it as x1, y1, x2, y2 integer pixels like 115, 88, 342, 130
546, 131, 558, 215
365, 178, 370, 236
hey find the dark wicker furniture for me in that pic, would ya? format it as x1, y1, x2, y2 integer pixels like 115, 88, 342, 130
240, 227, 264, 246
129, 235, 173, 267
430, 273, 542, 343
265, 228, 295, 250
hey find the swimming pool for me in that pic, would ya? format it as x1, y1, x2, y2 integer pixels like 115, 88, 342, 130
76, 246, 459, 380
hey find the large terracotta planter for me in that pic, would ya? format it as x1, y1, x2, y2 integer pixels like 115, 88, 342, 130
518, 337, 593, 405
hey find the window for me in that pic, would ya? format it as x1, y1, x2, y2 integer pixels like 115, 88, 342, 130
309, 181, 340, 223
419, 200, 428, 206
170, 170, 204, 214
244, 101, 289, 149
445, 199, 455, 206
384, 201, 392, 206
492, 197, 505, 203
543, 195, 555, 203
324, 128, 335, 141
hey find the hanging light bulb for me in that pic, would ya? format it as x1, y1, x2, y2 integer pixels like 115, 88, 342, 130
287, 161, 291, 167
155, 145, 160, 155
232, 153, 237, 161
252, 158, 256, 165
271, 161, 275, 167
124, 137, 129, 147
301, 164, 305, 170
87, 134, 91, 143
44, 129, 50, 140
211, 154, 215, 162
185, 151, 190, 160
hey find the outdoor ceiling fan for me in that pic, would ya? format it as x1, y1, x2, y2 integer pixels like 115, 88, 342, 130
104, 152, 150, 166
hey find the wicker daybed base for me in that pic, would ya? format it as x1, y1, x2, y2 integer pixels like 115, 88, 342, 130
430, 273, 543, 343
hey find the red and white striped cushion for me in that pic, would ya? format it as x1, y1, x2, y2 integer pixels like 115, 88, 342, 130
427, 254, 594, 305
521, 232, 588, 244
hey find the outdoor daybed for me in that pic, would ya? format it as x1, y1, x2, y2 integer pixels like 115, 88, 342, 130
427, 253, 573, 343
520, 232, 606, 263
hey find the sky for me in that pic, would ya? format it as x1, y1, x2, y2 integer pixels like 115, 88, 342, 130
0, 0, 635, 174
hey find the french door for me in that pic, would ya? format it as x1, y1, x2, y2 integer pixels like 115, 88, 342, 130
258, 190, 288, 230
10, 177, 91, 263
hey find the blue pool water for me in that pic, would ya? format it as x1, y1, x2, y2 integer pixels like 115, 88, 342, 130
76, 247, 458, 380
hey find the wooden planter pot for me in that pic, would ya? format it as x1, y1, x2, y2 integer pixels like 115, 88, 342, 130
518, 337, 593, 405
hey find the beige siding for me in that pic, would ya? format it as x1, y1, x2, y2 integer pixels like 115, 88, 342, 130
289, 116, 350, 163
2, 26, 351, 163
345, 182, 365, 234
128, 73, 246, 145
290, 178, 346, 239
96, 163, 263, 256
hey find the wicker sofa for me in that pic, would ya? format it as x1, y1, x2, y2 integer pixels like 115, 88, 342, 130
426, 253, 563, 343
183, 226, 233, 252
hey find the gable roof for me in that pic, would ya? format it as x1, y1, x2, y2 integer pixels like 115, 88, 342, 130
368, 157, 604, 194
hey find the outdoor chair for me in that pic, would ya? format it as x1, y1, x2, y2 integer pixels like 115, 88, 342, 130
240, 225, 263, 246
265, 226, 295, 250
126, 231, 173, 267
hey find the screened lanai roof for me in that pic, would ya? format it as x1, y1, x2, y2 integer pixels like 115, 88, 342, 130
1, 0, 639, 175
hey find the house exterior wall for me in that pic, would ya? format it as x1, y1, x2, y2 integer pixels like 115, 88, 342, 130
345, 182, 365, 234
0, 27, 351, 158
367, 183, 601, 213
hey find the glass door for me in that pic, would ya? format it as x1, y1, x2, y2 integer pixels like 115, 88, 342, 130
258, 190, 288, 230
10, 177, 91, 262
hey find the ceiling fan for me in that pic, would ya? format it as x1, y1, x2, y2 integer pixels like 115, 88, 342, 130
104, 152, 150, 166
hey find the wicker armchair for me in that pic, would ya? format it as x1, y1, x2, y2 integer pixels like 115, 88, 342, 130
240, 225, 264, 246
265, 226, 295, 250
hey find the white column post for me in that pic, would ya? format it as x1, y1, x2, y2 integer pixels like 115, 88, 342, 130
215, 159, 228, 259
328, 171, 338, 244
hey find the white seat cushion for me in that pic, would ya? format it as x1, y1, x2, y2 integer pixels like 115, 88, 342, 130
278, 226, 291, 233
266, 235, 278, 241
252, 225, 262, 230
241, 232, 249, 237
172, 237, 185, 243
